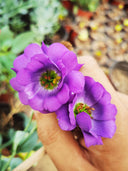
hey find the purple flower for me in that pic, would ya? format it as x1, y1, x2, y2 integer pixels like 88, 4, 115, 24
56, 76, 117, 147
10, 42, 84, 112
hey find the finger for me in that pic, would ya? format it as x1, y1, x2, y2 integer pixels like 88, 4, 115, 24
116, 91, 128, 110
35, 112, 97, 171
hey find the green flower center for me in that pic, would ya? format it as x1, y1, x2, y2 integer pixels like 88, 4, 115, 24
40, 70, 61, 90
74, 103, 94, 118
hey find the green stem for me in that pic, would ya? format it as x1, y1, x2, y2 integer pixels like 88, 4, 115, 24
1, 151, 16, 171
0, 139, 13, 151
24, 111, 34, 132
23, 126, 37, 145
0, 153, 2, 168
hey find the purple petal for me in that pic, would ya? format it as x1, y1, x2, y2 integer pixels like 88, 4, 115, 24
44, 96, 61, 112
91, 120, 116, 138
56, 105, 76, 131
24, 82, 41, 99
74, 63, 84, 71
84, 82, 105, 106
69, 95, 77, 126
85, 76, 95, 92
24, 43, 43, 59
27, 58, 44, 72
92, 103, 117, 120
44, 84, 70, 112
16, 69, 32, 86
95, 91, 111, 105
19, 91, 28, 105
32, 53, 48, 63
47, 43, 69, 62
76, 112, 92, 132
82, 131, 103, 147
11, 68, 17, 73
31, 54, 56, 70
69, 93, 85, 125
55, 59, 66, 78
29, 94, 44, 112
66, 70, 85, 93
61, 51, 79, 73
57, 83, 69, 104
41, 42, 48, 54
10, 77, 24, 91
13, 54, 30, 72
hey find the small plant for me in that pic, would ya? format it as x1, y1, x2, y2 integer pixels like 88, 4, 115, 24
0, 0, 36, 33
0, 26, 35, 94
0, 0, 67, 42
71, 0, 100, 12
0, 112, 42, 171
30, 0, 67, 42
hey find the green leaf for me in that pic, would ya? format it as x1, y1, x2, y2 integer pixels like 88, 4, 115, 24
88, 0, 99, 12
0, 51, 16, 82
12, 131, 28, 152
12, 32, 35, 54
0, 158, 8, 170
10, 157, 23, 170
7, 128, 16, 139
33, 141, 43, 151
0, 26, 14, 51
17, 131, 38, 153
0, 134, 2, 146
18, 113, 36, 132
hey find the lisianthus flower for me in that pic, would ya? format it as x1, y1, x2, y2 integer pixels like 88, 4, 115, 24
56, 76, 117, 147
10, 42, 84, 112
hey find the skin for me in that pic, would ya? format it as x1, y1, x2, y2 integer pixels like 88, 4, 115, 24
35, 56, 128, 171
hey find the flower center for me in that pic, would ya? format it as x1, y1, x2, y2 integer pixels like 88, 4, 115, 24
74, 103, 95, 118
40, 70, 61, 90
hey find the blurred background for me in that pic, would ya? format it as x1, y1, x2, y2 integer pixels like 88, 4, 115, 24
0, 0, 128, 170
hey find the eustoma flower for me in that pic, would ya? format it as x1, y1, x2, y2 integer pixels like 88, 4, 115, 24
56, 76, 117, 147
10, 42, 84, 112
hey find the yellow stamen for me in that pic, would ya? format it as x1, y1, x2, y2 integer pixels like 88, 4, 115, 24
53, 78, 57, 84
56, 76, 61, 80
91, 107, 95, 111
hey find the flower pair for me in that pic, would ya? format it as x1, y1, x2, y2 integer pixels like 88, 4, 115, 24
10, 42, 117, 147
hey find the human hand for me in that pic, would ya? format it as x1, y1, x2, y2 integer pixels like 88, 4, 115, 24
35, 56, 128, 171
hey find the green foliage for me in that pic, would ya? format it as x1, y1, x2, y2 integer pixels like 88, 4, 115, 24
17, 131, 38, 153
0, 26, 16, 88
0, 0, 36, 33
0, 112, 43, 171
0, 157, 23, 171
10, 158, 23, 170
71, 0, 100, 12
0, 135, 2, 146
0, 26, 35, 93
11, 32, 35, 54
0, 0, 67, 41
30, 0, 67, 42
